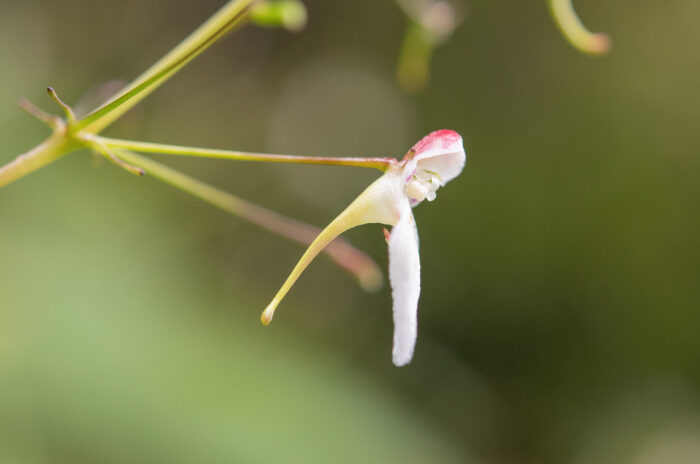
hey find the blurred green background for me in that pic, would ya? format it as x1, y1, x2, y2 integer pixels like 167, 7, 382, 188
1, 0, 699, 463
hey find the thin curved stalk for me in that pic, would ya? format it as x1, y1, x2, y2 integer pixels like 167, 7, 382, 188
549, 0, 610, 56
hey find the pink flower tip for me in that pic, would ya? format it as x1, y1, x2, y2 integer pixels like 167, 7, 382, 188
411, 129, 463, 155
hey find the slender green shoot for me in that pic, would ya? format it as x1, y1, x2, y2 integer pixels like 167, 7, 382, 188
47, 86, 77, 124
89, 139, 146, 176
18, 98, 62, 129
96, 137, 396, 171
76, 0, 257, 134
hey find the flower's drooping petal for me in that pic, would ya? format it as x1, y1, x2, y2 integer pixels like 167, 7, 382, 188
260, 130, 466, 367
403, 129, 466, 184
388, 200, 421, 366
261, 169, 406, 325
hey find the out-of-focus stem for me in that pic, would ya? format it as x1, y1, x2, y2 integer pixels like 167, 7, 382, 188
98, 137, 395, 171
1, 0, 263, 191
548, 0, 610, 56
76, 0, 258, 134
47, 87, 77, 124
0, 131, 77, 189
113, 148, 384, 292
397, 23, 435, 93
250, 0, 307, 32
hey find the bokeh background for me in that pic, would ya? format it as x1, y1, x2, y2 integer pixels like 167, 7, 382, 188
2, 0, 700, 462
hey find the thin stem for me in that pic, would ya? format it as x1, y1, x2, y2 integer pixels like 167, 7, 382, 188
18, 98, 62, 129
548, 0, 610, 56
90, 140, 146, 176
97, 136, 395, 170
397, 23, 435, 93
0, 131, 77, 189
47, 87, 77, 124
112, 148, 383, 291
76, 0, 257, 134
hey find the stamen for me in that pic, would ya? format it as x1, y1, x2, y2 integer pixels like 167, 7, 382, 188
423, 169, 444, 186
405, 169, 441, 202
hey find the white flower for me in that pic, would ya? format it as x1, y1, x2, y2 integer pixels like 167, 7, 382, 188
261, 129, 466, 366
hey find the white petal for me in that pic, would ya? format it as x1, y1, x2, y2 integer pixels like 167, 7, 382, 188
388, 200, 421, 366
403, 129, 466, 184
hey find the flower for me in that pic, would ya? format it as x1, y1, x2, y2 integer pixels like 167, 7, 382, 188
261, 129, 466, 366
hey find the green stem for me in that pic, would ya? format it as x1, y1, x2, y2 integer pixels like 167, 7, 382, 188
113, 148, 383, 291
397, 22, 435, 93
548, 0, 610, 55
76, 0, 258, 134
0, 131, 77, 189
98, 136, 395, 170
1, 0, 260, 190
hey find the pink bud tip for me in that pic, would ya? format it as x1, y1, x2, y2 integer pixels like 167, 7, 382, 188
411, 129, 463, 155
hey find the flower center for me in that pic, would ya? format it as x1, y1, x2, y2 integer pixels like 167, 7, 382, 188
404, 169, 444, 202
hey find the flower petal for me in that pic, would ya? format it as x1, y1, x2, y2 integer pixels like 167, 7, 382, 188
403, 129, 466, 183
261, 170, 405, 325
388, 200, 421, 366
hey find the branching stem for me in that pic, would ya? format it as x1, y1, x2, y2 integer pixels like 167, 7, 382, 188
0, 131, 78, 189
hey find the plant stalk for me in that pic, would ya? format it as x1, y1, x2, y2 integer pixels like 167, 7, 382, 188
0, 132, 77, 189
548, 0, 610, 55
76, 0, 258, 134
98, 137, 395, 171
